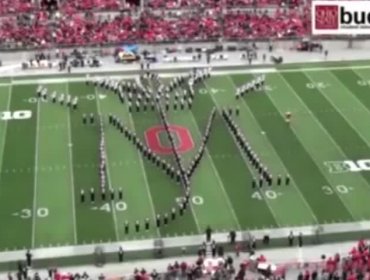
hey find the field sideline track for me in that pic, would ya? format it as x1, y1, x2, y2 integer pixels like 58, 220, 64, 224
0, 221, 368, 263
0, 62, 369, 86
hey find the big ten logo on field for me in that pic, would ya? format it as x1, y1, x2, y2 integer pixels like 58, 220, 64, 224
314, 5, 339, 30
145, 125, 194, 154
325, 159, 370, 173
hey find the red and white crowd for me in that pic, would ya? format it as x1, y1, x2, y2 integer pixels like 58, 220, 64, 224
128, 240, 370, 279
297, 239, 370, 280
0, 0, 310, 49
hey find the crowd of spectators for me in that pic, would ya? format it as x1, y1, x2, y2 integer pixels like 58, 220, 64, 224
297, 240, 370, 280
138, 11, 222, 43
0, 0, 37, 16
129, 255, 241, 279
223, 8, 310, 40
0, 0, 305, 15
147, 0, 220, 9
0, 11, 309, 48
58, 0, 123, 13
128, 240, 370, 279
0, 0, 310, 49
147, 0, 303, 9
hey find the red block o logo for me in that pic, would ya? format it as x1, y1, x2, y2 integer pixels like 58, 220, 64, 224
314, 5, 338, 30
145, 125, 194, 154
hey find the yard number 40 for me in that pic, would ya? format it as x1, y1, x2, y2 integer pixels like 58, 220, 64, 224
0, 110, 32, 121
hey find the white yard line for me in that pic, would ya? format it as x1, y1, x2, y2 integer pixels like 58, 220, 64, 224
94, 87, 120, 241
31, 96, 41, 248
186, 109, 241, 231
65, 82, 78, 244
331, 69, 370, 146
126, 112, 161, 238
226, 75, 319, 225
0, 85, 12, 186
328, 70, 370, 113
306, 72, 370, 149
154, 78, 203, 234
204, 81, 281, 227
276, 73, 357, 220
162, 144, 202, 233
133, 76, 196, 235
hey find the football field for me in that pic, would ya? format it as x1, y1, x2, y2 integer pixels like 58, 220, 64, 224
2, 63, 370, 252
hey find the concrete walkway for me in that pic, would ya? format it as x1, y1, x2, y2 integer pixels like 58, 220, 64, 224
0, 240, 358, 279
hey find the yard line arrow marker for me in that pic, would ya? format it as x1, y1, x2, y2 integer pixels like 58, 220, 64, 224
99, 94, 106, 100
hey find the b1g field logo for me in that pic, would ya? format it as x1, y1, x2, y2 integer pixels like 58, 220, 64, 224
312, 1, 370, 35
325, 159, 370, 173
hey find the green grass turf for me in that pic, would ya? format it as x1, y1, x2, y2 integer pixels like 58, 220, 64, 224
3, 63, 370, 250
0, 84, 37, 250
207, 75, 317, 226
34, 83, 75, 247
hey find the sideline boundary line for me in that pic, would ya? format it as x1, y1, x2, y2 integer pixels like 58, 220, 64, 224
4, 64, 370, 85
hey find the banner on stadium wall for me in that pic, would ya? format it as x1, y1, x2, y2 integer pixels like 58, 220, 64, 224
312, 0, 370, 35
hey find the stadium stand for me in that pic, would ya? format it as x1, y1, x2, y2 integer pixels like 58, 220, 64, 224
58, 0, 123, 12
0, 0, 311, 49
0, 0, 37, 15
148, 0, 220, 9
147, 0, 303, 9
223, 9, 310, 40
138, 11, 221, 43
296, 240, 370, 280
225, 0, 303, 7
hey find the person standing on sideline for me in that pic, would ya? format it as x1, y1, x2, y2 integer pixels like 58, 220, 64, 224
205, 226, 212, 242
26, 250, 32, 267
211, 241, 217, 257
288, 231, 294, 246
298, 232, 303, 247
235, 243, 241, 257
118, 247, 124, 262
229, 230, 236, 244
